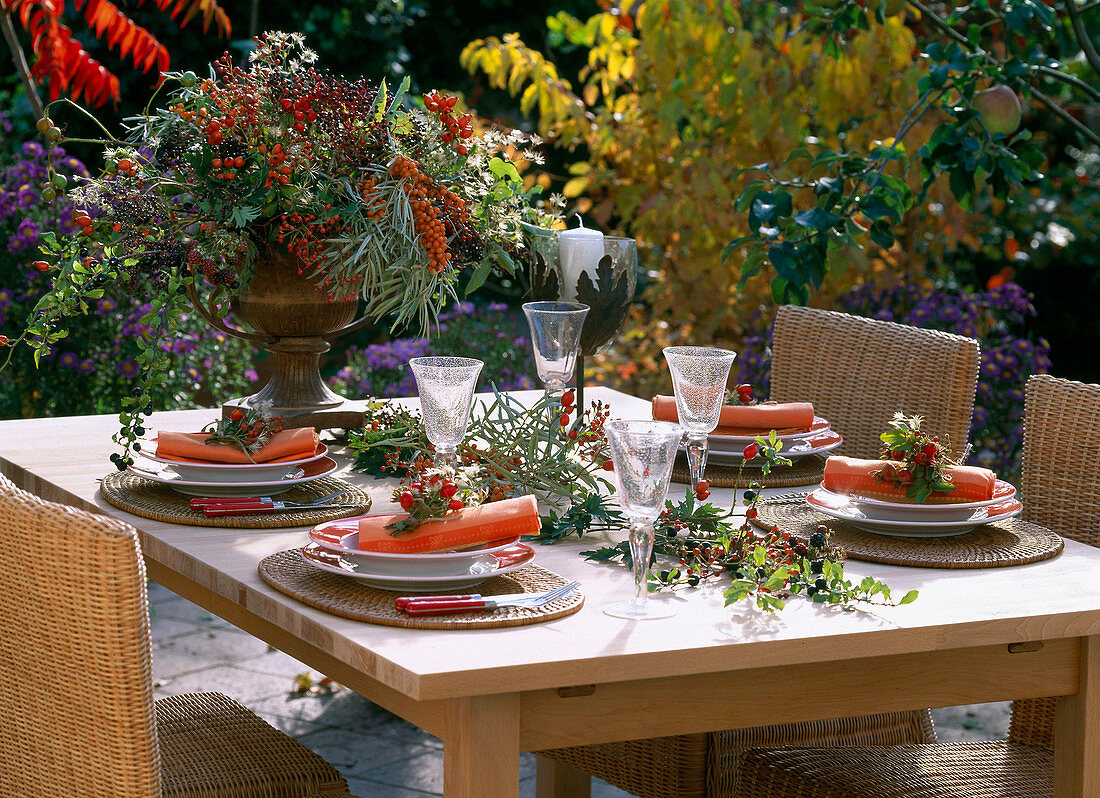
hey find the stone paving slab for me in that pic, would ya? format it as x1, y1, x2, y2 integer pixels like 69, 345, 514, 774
148, 580, 1002, 797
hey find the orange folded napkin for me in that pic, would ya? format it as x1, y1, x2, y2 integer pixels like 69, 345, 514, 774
357, 495, 540, 554
822, 455, 996, 504
651, 396, 815, 436
156, 428, 319, 464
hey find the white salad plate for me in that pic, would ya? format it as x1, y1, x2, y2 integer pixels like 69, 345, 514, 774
705, 428, 843, 465
138, 440, 328, 483
706, 415, 831, 445
127, 456, 338, 497
299, 542, 536, 590
806, 488, 1024, 537
831, 479, 1018, 521
309, 516, 523, 576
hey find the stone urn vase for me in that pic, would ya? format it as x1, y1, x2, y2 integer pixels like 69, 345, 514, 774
187, 245, 372, 429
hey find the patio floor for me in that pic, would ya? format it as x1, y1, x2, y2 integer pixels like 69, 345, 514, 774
149, 580, 1009, 798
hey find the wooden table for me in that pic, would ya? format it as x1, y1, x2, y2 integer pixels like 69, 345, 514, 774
3, 386, 1100, 798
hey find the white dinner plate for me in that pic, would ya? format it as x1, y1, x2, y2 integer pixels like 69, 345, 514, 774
704, 428, 843, 465
309, 516, 522, 576
299, 542, 536, 590
806, 488, 1024, 537
706, 415, 831, 445
825, 479, 1018, 521
126, 456, 338, 496
137, 440, 328, 483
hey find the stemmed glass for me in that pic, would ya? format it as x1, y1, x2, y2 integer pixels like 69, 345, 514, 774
409, 357, 484, 469
603, 420, 684, 620
663, 346, 737, 489
522, 301, 589, 402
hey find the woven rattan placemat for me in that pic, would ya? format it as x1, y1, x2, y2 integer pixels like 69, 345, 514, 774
258, 549, 584, 629
671, 454, 825, 489
753, 494, 1063, 569
100, 472, 372, 529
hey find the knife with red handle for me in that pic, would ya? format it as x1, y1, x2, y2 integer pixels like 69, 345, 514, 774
190, 496, 276, 509
393, 591, 558, 611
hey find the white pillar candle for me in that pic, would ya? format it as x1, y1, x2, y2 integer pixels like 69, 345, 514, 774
557, 224, 605, 302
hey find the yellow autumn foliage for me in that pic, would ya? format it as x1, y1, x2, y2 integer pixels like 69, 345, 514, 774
463, 1, 968, 393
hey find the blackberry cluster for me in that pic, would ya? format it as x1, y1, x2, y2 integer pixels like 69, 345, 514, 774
185, 241, 241, 288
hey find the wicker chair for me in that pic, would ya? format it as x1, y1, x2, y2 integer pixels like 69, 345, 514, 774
770, 304, 981, 458
0, 473, 358, 798
732, 372, 1096, 798
537, 306, 981, 798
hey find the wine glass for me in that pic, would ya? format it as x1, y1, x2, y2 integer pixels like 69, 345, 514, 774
409, 357, 484, 469
522, 301, 589, 402
603, 420, 684, 620
663, 346, 737, 489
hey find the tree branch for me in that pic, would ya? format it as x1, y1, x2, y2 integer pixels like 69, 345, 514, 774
1035, 64, 1100, 101
1065, 0, 1100, 78
0, 10, 44, 120
910, 1, 971, 47
1031, 85, 1100, 145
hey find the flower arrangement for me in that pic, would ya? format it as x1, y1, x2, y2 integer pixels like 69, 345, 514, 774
8, 31, 538, 464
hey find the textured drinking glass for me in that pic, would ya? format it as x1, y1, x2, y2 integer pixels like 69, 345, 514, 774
522, 301, 589, 397
663, 346, 737, 489
409, 357, 484, 469
604, 420, 684, 620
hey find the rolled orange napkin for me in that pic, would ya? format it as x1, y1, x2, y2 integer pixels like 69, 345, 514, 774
651, 396, 815, 436
356, 495, 541, 554
822, 455, 996, 504
156, 428, 320, 464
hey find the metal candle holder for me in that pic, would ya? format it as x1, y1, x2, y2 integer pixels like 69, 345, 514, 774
525, 228, 637, 416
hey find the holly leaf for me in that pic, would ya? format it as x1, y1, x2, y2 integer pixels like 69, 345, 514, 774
528, 248, 561, 301
575, 254, 634, 353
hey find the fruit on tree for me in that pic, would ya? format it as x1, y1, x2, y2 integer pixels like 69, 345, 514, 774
972, 85, 1022, 136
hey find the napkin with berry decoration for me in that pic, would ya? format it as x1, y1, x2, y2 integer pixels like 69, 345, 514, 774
651, 395, 815, 436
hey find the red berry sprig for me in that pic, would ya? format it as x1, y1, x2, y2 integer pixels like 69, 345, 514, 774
387, 466, 483, 535
423, 91, 474, 156
201, 402, 285, 459
873, 413, 959, 503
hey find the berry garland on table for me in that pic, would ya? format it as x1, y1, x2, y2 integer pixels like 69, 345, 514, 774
873, 413, 962, 503
545, 430, 915, 613
346, 388, 614, 507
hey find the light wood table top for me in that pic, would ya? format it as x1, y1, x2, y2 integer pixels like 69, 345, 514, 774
4, 386, 1100, 797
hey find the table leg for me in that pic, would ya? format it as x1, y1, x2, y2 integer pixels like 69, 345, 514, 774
535, 755, 592, 798
1054, 635, 1100, 798
443, 694, 520, 798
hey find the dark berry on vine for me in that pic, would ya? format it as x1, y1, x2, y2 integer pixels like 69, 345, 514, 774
115, 460, 127, 471
134, 426, 145, 436
132, 387, 143, 396
755, 567, 766, 579
109, 453, 121, 463
809, 531, 827, 548
659, 570, 670, 582
815, 577, 828, 592
686, 575, 701, 587
133, 442, 141, 451
793, 542, 809, 557
810, 559, 824, 574
807, 586, 818, 596
743, 489, 757, 503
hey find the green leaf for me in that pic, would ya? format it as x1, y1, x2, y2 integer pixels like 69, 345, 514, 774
794, 207, 842, 231
899, 589, 919, 605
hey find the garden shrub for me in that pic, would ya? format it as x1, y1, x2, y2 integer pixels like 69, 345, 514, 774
0, 115, 258, 418
330, 301, 535, 399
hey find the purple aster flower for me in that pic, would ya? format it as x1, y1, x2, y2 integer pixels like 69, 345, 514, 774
117, 358, 140, 379
59, 351, 78, 369
77, 358, 95, 375
244, 369, 259, 382
21, 141, 44, 158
